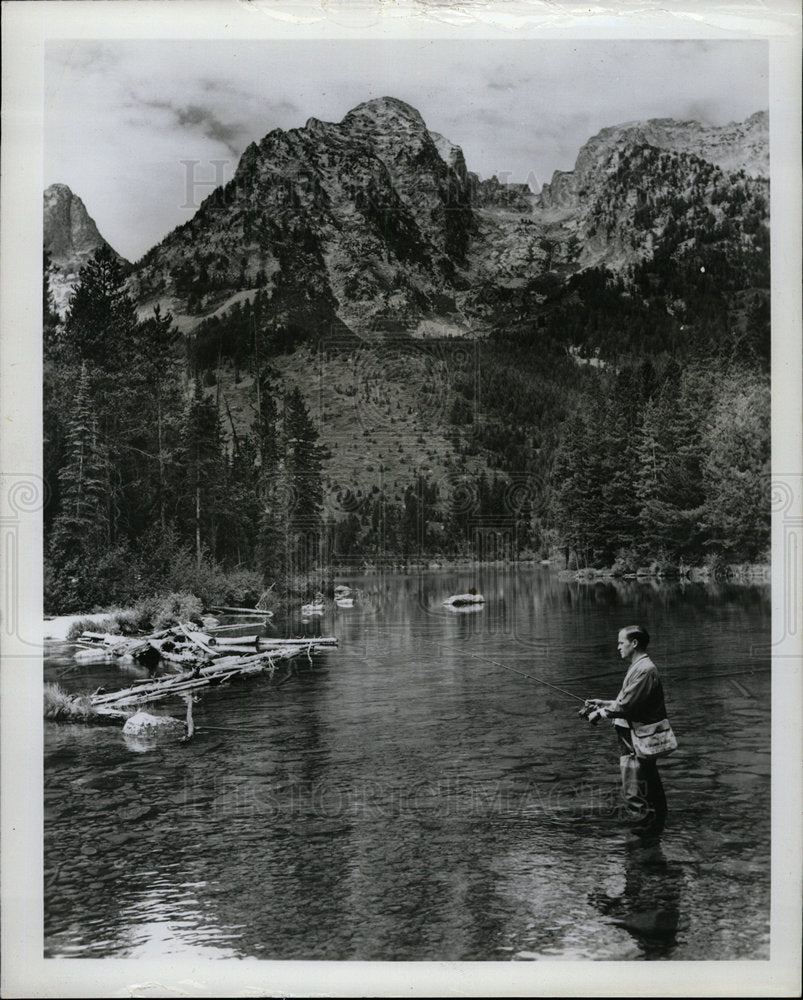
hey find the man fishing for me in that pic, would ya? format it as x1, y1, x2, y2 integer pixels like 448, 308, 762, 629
582, 625, 673, 839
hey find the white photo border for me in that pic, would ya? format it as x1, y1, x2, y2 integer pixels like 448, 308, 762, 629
1, 1, 800, 996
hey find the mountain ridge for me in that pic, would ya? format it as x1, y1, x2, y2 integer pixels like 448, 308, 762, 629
42, 99, 772, 587
46, 100, 769, 343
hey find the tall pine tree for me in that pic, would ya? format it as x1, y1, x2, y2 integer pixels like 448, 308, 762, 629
50, 364, 111, 559
180, 377, 226, 569
62, 245, 136, 371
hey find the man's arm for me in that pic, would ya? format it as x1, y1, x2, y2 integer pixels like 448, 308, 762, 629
587, 665, 656, 721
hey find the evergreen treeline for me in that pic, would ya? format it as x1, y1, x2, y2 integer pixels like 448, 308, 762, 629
44, 248, 329, 612
547, 359, 769, 568
44, 232, 770, 612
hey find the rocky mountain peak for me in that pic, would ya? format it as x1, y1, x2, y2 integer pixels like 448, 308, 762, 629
43, 183, 114, 265
44, 183, 125, 316
341, 96, 426, 132
540, 110, 769, 211
121, 100, 767, 342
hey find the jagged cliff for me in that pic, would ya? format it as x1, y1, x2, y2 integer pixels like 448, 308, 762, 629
43, 183, 126, 315
47, 100, 769, 347
129, 97, 478, 338
123, 100, 767, 339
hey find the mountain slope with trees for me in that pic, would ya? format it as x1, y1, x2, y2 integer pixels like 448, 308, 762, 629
43, 101, 771, 610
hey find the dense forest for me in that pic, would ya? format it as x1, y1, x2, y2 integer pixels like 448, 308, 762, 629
43, 223, 770, 612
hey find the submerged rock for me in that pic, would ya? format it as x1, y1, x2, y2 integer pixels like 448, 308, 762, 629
122, 711, 185, 738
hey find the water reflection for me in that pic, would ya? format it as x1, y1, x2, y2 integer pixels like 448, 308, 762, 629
44, 567, 770, 960
588, 840, 684, 957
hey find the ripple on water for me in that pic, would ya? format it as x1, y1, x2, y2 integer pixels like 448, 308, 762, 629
43, 570, 771, 961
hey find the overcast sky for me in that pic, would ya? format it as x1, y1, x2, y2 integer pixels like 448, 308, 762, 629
44, 39, 768, 262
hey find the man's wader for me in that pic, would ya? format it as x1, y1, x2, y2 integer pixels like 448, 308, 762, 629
616, 726, 668, 832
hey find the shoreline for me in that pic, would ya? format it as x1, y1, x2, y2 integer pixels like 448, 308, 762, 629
557, 563, 770, 584
44, 560, 771, 630
43, 612, 118, 642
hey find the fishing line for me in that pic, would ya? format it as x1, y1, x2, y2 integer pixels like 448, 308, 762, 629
467, 652, 586, 703
469, 655, 767, 702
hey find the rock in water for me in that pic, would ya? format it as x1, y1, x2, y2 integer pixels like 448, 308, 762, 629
122, 711, 185, 738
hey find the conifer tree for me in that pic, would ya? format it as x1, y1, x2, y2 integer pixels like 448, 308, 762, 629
401, 484, 420, 556
44, 250, 69, 533
252, 369, 294, 580
701, 370, 770, 559
43, 250, 60, 348
49, 364, 110, 563
548, 385, 610, 566
62, 245, 136, 371
284, 386, 325, 530
636, 367, 710, 557
125, 305, 182, 532
181, 377, 226, 568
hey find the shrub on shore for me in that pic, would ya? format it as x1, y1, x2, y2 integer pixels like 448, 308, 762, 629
64, 592, 204, 639
144, 592, 204, 632
44, 683, 96, 721
44, 523, 265, 617
66, 615, 124, 641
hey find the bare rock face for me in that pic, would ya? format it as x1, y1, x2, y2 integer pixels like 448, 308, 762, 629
469, 174, 537, 212
130, 96, 477, 337
44, 183, 125, 315
537, 170, 578, 210
539, 110, 769, 213
428, 130, 468, 182
44, 183, 110, 264
533, 110, 770, 273
122, 711, 185, 738
49, 102, 768, 340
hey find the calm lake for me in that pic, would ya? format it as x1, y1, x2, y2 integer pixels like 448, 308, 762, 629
44, 567, 771, 961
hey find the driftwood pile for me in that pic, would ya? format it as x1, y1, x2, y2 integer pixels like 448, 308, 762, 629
71, 621, 337, 713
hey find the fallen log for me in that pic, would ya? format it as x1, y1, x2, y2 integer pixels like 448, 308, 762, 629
75, 632, 158, 664
89, 638, 336, 709
75, 647, 114, 663
263, 637, 337, 646
178, 623, 226, 658
198, 636, 337, 654
209, 606, 274, 617
206, 622, 268, 638
205, 633, 261, 646
203, 641, 260, 655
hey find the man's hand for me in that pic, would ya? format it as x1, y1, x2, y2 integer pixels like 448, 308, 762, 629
579, 699, 612, 724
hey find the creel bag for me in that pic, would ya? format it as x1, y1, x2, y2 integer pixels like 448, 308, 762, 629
629, 718, 678, 758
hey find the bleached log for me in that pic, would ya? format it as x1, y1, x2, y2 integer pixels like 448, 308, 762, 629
178, 623, 225, 658
257, 637, 337, 646
89, 639, 334, 709
209, 606, 274, 617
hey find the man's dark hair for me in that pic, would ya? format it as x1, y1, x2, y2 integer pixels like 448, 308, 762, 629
622, 624, 650, 650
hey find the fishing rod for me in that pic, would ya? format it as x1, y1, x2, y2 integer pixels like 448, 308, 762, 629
467, 651, 586, 704
469, 651, 768, 711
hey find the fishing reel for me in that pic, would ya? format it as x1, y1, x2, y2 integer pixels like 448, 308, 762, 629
579, 700, 607, 724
